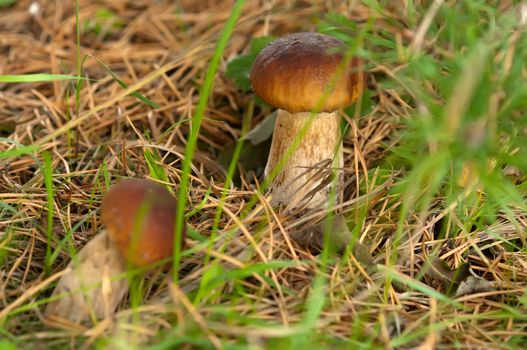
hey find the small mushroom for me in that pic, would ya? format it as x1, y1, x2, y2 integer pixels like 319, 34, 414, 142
101, 178, 186, 267
249, 32, 364, 208
45, 178, 185, 324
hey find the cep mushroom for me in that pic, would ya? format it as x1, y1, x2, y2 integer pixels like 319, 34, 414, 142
101, 178, 186, 267
249, 32, 363, 208
45, 178, 185, 324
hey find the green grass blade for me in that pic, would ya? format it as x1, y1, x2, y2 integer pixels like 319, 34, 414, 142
0, 74, 87, 83
84, 53, 160, 109
42, 152, 55, 274
173, 0, 245, 281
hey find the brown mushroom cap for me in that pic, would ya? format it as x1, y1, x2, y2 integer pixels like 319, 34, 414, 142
249, 32, 363, 114
101, 178, 185, 268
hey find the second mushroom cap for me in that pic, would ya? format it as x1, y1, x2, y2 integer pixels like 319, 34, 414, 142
101, 178, 186, 267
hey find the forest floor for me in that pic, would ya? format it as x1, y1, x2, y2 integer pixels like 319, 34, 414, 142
1, 1, 527, 349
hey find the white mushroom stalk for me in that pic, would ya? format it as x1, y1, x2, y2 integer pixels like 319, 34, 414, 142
265, 109, 343, 207
44, 230, 129, 324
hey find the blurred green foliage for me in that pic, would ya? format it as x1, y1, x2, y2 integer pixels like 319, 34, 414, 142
83, 8, 124, 35
225, 36, 275, 92
320, 2, 527, 228
0, 0, 15, 8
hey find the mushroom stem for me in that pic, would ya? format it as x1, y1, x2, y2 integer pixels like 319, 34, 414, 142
44, 230, 129, 324
265, 109, 343, 207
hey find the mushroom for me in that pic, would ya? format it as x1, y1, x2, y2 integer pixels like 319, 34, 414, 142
101, 178, 185, 268
249, 32, 364, 208
45, 178, 185, 324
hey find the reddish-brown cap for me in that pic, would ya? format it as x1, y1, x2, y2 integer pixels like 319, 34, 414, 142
249, 32, 364, 114
101, 178, 185, 268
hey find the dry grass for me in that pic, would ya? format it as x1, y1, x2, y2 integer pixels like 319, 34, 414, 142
1, 0, 527, 349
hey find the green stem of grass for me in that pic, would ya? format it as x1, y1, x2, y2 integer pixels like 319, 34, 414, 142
193, 100, 253, 304
74, 0, 82, 158
42, 152, 55, 274
0, 74, 85, 82
173, 0, 245, 282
